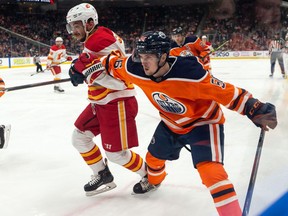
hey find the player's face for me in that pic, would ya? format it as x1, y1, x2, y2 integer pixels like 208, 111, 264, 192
172, 34, 184, 45
56, 41, 63, 47
70, 21, 86, 41
139, 53, 160, 76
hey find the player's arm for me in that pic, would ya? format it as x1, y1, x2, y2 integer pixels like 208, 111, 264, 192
68, 52, 126, 90
63, 48, 73, 61
194, 38, 210, 61
198, 74, 277, 131
46, 49, 55, 69
218, 83, 277, 131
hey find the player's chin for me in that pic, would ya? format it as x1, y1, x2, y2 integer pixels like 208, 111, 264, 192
144, 68, 153, 76
73, 34, 84, 41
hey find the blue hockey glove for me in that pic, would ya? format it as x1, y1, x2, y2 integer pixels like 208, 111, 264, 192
244, 98, 277, 131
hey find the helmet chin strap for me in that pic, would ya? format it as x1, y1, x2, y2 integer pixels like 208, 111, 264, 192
81, 23, 96, 42
151, 54, 166, 76
148, 54, 169, 83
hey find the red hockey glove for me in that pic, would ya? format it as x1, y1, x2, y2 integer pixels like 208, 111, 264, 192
66, 56, 73, 61
69, 53, 105, 86
244, 98, 277, 131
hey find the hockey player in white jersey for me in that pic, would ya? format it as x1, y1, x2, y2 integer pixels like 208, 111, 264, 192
47, 37, 73, 93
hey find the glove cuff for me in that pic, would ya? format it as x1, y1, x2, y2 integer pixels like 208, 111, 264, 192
244, 98, 263, 119
82, 60, 105, 84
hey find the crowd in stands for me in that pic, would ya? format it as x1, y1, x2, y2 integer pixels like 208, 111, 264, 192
0, 1, 288, 58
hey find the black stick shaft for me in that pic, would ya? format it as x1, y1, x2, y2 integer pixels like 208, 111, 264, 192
242, 129, 266, 216
3, 78, 71, 92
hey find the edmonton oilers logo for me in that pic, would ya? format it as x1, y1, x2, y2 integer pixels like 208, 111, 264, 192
180, 50, 194, 57
152, 92, 186, 114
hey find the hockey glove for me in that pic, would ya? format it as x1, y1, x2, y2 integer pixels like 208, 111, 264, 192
69, 59, 86, 86
244, 98, 277, 131
69, 53, 105, 86
199, 54, 209, 64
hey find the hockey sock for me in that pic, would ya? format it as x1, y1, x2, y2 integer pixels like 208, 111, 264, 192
80, 145, 105, 174
197, 161, 242, 216
123, 151, 146, 176
146, 152, 166, 185
105, 150, 146, 177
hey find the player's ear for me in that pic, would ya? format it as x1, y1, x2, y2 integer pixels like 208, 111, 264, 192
160, 53, 167, 62
86, 19, 95, 30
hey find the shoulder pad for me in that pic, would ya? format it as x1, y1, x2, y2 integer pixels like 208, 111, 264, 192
184, 36, 198, 43
169, 56, 207, 80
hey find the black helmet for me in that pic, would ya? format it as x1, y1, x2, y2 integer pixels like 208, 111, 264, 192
136, 31, 171, 57
171, 27, 183, 35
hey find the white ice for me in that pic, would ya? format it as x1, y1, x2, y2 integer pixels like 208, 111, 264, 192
0, 59, 287, 216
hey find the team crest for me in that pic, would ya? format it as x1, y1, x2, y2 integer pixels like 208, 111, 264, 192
180, 50, 194, 57
152, 92, 186, 114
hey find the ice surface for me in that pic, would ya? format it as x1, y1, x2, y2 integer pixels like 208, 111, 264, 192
0, 59, 287, 216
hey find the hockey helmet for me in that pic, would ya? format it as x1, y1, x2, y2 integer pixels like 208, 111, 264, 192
136, 31, 171, 57
139, 31, 154, 41
171, 27, 183, 35
66, 3, 98, 34
55, 37, 63, 42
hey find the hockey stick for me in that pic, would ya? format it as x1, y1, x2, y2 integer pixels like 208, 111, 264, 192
30, 60, 68, 76
1, 78, 71, 93
30, 68, 49, 77
242, 128, 266, 216
202, 39, 231, 59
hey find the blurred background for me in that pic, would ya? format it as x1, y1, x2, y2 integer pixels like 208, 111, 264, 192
0, 0, 288, 57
